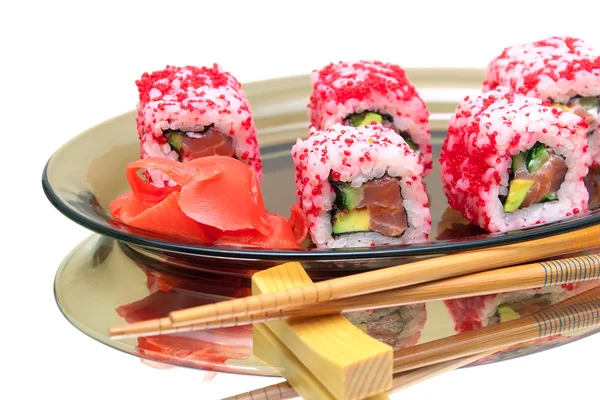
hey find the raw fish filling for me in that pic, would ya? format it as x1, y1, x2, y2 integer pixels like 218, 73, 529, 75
501, 143, 567, 212
552, 96, 600, 136
344, 111, 419, 152
584, 167, 600, 209
331, 175, 408, 237
344, 306, 424, 350
166, 126, 235, 162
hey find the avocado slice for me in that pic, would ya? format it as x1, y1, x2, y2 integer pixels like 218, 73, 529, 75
552, 102, 572, 112
334, 183, 365, 211
579, 97, 599, 110
332, 208, 370, 234
540, 192, 558, 202
168, 131, 185, 151
526, 143, 550, 173
350, 112, 383, 127
498, 304, 520, 323
504, 179, 535, 212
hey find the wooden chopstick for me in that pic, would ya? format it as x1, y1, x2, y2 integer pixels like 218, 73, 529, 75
222, 350, 499, 400
165, 225, 600, 327
109, 252, 600, 339
392, 285, 600, 373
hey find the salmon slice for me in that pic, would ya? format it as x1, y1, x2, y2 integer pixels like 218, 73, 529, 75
356, 177, 408, 237
514, 153, 567, 207
179, 128, 236, 160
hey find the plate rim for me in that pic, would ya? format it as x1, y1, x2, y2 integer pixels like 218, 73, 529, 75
42, 70, 600, 262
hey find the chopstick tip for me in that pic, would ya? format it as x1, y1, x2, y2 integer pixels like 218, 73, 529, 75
108, 317, 173, 340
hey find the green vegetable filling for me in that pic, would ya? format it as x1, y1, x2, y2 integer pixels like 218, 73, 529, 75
350, 112, 383, 127
331, 178, 407, 237
503, 142, 562, 212
580, 97, 600, 110
526, 142, 550, 173
347, 111, 419, 151
168, 131, 184, 151
332, 209, 371, 234
333, 183, 368, 234
335, 184, 365, 211
539, 193, 558, 202
504, 180, 535, 212
497, 304, 520, 323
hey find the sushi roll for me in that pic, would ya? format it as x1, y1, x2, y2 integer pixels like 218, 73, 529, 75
445, 282, 600, 333
135, 64, 262, 185
483, 36, 600, 206
308, 60, 432, 175
444, 281, 600, 365
484, 37, 600, 165
440, 89, 590, 233
344, 304, 427, 350
291, 123, 431, 248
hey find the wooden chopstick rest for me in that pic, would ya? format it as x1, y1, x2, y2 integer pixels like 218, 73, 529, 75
251, 262, 393, 400
251, 324, 390, 400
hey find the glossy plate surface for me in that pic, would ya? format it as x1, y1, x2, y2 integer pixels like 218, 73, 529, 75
55, 234, 600, 375
42, 69, 600, 269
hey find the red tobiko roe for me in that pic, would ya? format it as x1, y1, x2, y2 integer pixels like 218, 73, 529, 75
109, 156, 307, 249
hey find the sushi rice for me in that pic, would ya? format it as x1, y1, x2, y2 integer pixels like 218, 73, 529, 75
292, 123, 431, 248
135, 64, 262, 185
308, 60, 433, 175
483, 36, 600, 166
440, 88, 590, 232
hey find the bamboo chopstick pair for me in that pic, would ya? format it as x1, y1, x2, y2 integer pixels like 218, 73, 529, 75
225, 285, 600, 400
109, 227, 600, 339
165, 225, 600, 327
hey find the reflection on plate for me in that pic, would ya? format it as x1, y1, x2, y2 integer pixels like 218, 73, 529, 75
43, 70, 600, 270
55, 234, 600, 375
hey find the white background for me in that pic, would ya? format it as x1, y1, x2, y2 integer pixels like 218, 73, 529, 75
2, 1, 599, 399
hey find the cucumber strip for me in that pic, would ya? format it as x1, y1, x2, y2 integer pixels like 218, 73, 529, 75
512, 152, 526, 172
401, 134, 419, 152
580, 97, 599, 110
526, 143, 550, 173
540, 192, 558, 202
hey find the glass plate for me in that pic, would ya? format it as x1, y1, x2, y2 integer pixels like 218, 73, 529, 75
42, 69, 600, 270
54, 233, 600, 375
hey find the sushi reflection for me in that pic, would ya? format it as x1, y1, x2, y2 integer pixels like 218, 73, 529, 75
115, 239, 600, 372
436, 208, 488, 241
115, 244, 428, 371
